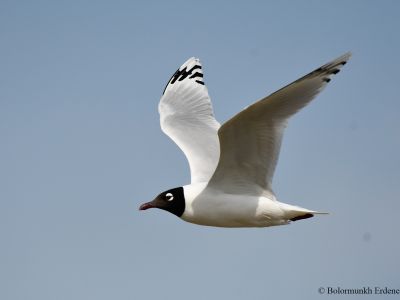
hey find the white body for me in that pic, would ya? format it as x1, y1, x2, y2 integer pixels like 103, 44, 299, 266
181, 183, 315, 227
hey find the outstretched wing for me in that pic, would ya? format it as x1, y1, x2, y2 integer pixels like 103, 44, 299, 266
207, 53, 351, 197
159, 58, 220, 184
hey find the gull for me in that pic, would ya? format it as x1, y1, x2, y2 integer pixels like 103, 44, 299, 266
139, 53, 351, 227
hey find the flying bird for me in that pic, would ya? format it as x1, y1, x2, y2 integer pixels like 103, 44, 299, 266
139, 53, 351, 227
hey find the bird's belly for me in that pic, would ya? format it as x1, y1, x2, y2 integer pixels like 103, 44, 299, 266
181, 195, 287, 228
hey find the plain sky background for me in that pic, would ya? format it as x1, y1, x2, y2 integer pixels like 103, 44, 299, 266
1, 1, 399, 299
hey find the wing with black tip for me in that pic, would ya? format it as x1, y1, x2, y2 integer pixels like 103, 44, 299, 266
207, 53, 351, 197
159, 58, 220, 183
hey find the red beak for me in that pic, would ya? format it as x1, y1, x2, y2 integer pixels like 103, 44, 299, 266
139, 202, 154, 210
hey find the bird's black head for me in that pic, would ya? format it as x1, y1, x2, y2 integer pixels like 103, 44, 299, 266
139, 187, 185, 217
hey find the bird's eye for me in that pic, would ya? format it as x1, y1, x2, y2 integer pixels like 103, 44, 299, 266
165, 193, 174, 201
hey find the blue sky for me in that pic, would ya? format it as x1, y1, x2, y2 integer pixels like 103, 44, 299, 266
1, 1, 399, 299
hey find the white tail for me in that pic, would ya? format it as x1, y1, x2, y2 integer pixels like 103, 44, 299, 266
279, 202, 329, 222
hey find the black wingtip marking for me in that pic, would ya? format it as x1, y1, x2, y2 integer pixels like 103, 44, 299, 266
323, 78, 331, 83
290, 213, 314, 222
331, 69, 340, 75
162, 64, 204, 95
171, 65, 201, 84
189, 72, 203, 79
195, 80, 205, 85
341, 61, 347, 65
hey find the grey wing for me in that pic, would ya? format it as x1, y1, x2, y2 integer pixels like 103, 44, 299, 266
159, 57, 220, 184
207, 52, 351, 197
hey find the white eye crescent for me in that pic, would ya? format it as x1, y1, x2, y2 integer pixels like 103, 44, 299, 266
166, 193, 174, 201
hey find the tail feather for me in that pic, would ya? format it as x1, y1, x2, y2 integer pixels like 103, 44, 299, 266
280, 202, 328, 222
